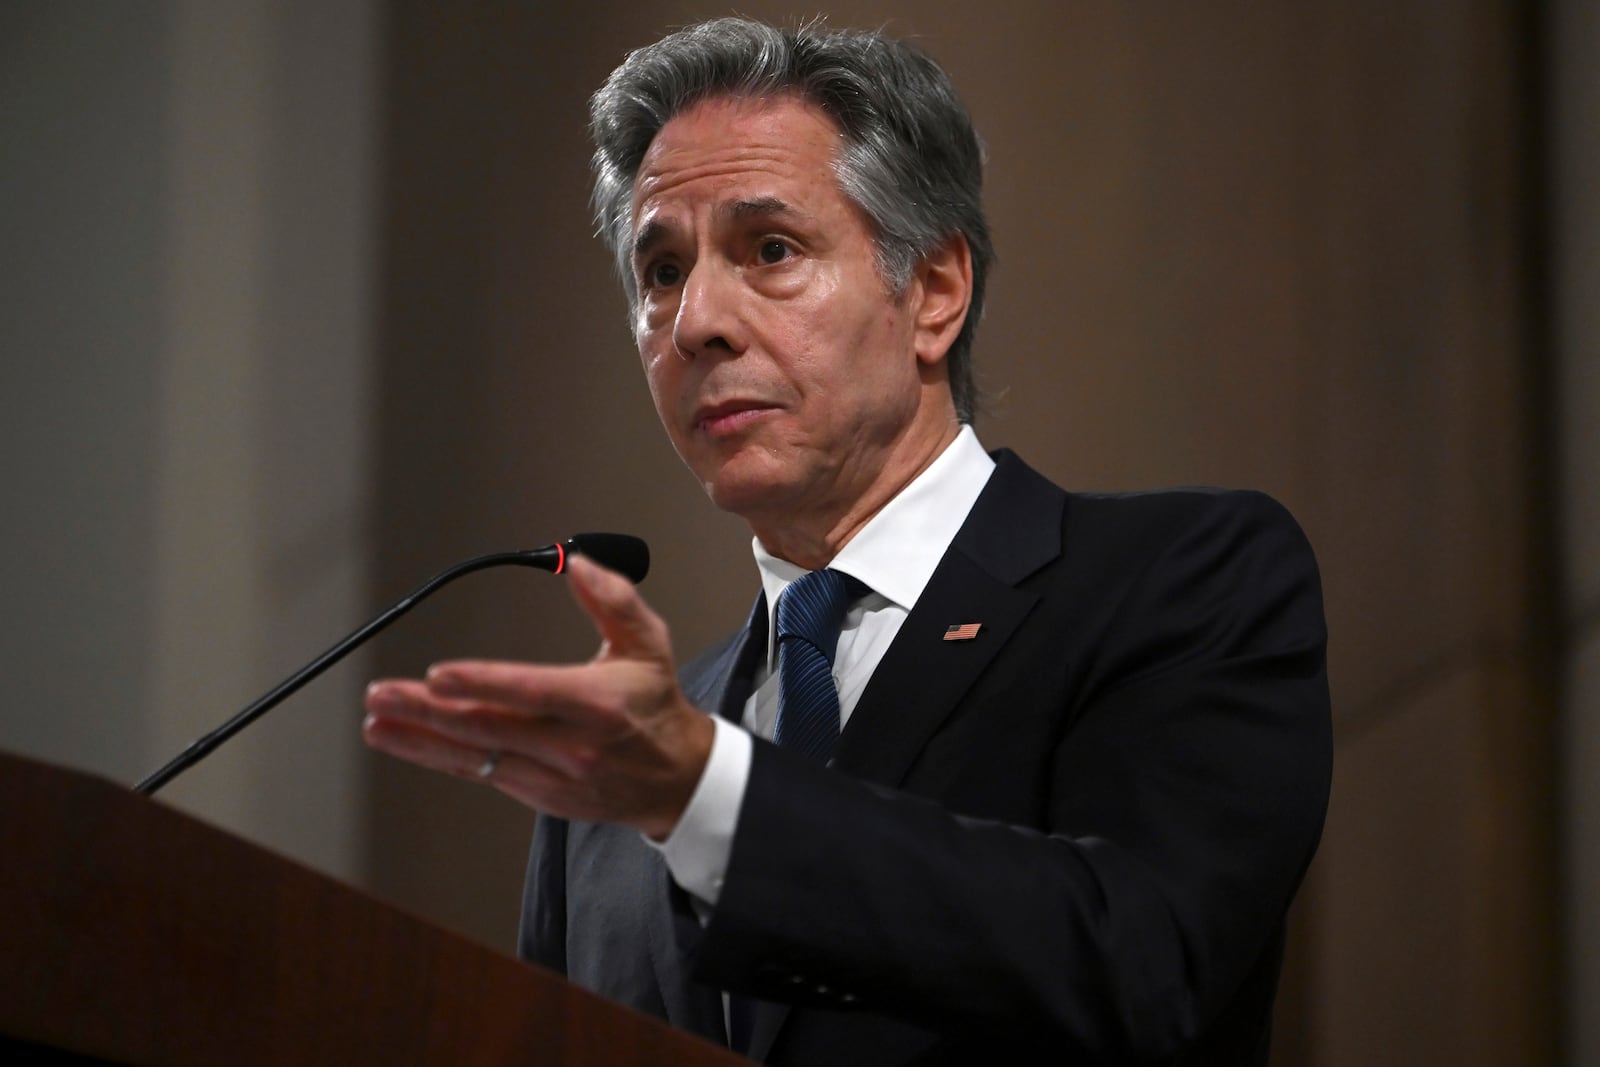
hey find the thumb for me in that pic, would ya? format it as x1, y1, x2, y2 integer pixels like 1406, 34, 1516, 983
564, 552, 673, 664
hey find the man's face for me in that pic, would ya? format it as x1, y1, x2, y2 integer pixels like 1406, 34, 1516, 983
628, 94, 949, 535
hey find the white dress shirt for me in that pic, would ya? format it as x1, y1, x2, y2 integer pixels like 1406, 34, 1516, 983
656, 426, 995, 905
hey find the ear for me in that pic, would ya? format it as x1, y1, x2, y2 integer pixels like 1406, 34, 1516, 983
910, 234, 974, 367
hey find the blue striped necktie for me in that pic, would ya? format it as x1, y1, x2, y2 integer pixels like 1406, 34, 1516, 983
773, 569, 867, 764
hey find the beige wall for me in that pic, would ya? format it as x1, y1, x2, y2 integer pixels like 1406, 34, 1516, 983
0, 0, 377, 879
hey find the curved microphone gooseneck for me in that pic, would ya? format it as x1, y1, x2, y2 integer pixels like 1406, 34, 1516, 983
133, 533, 649, 796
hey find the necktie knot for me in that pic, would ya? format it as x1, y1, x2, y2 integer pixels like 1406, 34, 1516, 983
776, 568, 865, 657
772, 569, 866, 762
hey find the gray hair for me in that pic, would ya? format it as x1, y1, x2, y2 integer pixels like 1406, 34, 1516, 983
589, 17, 993, 423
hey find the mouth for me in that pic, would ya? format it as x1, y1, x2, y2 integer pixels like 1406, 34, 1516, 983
693, 399, 779, 437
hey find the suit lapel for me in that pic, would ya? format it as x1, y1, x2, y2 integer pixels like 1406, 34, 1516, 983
835, 450, 1064, 788
683, 591, 768, 723
747, 452, 1065, 1062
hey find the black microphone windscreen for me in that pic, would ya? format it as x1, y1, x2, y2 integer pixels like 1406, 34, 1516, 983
566, 532, 650, 584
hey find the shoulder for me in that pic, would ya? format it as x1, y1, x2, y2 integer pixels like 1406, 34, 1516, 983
1072, 487, 1327, 693
980, 455, 1325, 669
985, 450, 1318, 582
1066, 485, 1315, 568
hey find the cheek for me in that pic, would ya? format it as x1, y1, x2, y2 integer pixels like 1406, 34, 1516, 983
638, 345, 680, 421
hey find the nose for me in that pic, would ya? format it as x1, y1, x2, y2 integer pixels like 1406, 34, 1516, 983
671, 260, 741, 358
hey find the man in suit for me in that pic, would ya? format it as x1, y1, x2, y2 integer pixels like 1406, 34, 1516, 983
363, 16, 1331, 1066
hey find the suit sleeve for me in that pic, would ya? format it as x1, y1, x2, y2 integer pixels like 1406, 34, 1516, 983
689, 492, 1332, 1061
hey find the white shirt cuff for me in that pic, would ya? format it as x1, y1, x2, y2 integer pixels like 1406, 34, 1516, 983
647, 713, 751, 906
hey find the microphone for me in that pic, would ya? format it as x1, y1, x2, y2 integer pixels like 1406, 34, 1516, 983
133, 533, 649, 796
544, 531, 649, 584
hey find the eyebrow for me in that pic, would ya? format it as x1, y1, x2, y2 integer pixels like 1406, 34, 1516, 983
723, 195, 804, 225
632, 219, 671, 265
630, 196, 814, 266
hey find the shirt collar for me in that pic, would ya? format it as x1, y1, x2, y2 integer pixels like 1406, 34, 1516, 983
752, 425, 996, 637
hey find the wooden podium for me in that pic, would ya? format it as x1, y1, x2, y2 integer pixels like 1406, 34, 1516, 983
0, 751, 745, 1065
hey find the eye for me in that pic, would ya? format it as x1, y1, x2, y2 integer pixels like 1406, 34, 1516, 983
756, 239, 792, 265
643, 261, 682, 289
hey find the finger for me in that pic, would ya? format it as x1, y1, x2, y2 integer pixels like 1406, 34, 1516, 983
361, 712, 582, 799
361, 711, 503, 782
365, 679, 509, 752
364, 677, 450, 709
368, 675, 568, 747
421, 660, 638, 728
564, 553, 673, 663
365, 681, 605, 782
364, 677, 486, 737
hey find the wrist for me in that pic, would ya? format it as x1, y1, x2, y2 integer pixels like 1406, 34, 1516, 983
638, 707, 716, 840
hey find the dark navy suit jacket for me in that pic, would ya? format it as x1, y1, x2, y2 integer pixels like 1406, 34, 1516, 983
520, 450, 1332, 1065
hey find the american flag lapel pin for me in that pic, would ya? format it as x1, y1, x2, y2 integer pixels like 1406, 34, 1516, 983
943, 622, 982, 642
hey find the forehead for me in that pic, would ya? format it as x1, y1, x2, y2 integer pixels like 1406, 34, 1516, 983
630, 95, 849, 231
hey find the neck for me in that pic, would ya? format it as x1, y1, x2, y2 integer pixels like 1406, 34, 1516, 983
749, 421, 961, 570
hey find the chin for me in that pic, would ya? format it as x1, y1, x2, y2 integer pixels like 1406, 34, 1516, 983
702, 476, 779, 517
698, 462, 801, 519
682, 435, 819, 516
